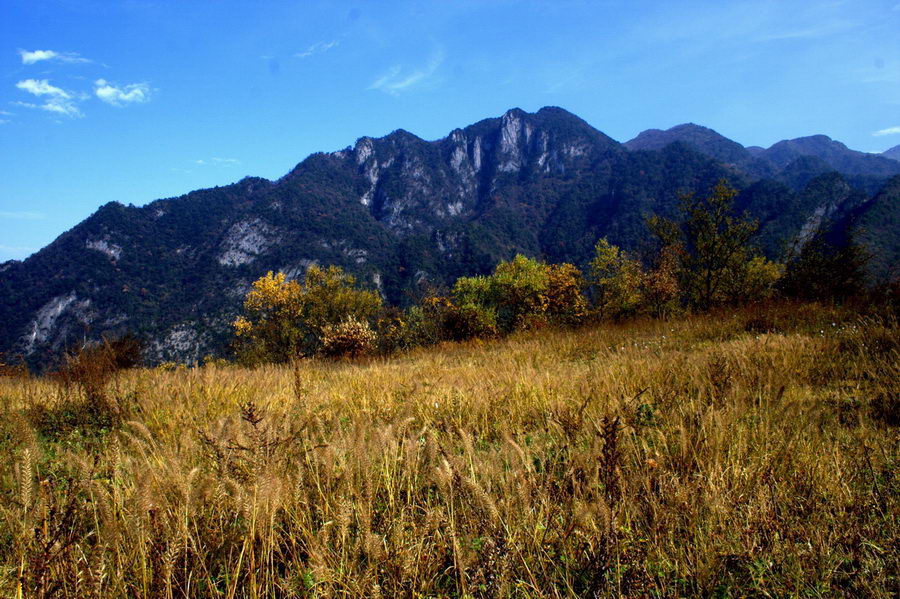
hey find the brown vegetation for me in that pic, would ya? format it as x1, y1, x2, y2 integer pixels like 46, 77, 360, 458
0, 301, 896, 597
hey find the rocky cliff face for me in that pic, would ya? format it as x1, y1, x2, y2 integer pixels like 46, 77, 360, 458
1, 107, 896, 368
335, 107, 621, 235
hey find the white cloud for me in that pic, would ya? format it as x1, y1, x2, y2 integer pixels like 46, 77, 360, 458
195, 157, 240, 167
41, 99, 82, 116
19, 49, 57, 64
18, 49, 90, 64
14, 79, 82, 117
0, 210, 43, 220
756, 21, 852, 42
873, 126, 900, 136
295, 40, 339, 58
94, 79, 151, 106
369, 66, 402, 90
16, 79, 70, 98
369, 50, 444, 95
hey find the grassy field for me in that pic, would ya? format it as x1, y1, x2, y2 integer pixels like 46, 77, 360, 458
0, 302, 897, 598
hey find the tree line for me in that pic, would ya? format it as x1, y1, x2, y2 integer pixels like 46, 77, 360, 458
232, 180, 872, 363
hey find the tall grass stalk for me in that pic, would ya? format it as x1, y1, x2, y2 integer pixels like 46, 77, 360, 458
0, 302, 896, 597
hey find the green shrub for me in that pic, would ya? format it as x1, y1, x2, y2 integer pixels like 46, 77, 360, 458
442, 302, 499, 341
447, 255, 589, 336
407, 294, 499, 343
405, 302, 445, 347
375, 307, 413, 354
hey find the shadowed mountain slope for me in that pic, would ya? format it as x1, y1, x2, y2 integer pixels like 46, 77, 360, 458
1, 107, 897, 367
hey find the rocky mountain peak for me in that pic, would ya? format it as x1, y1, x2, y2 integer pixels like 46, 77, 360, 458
354, 137, 375, 164
3, 106, 899, 369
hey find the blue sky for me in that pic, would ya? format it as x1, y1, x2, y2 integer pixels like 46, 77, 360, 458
2, 0, 899, 261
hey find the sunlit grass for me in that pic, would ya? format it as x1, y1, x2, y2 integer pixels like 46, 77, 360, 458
0, 301, 896, 597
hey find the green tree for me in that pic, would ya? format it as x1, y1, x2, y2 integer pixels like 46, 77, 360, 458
452, 255, 548, 333
446, 276, 501, 340
299, 265, 382, 336
588, 238, 643, 318
641, 243, 682, 319
779, 227, 869, 301
488, 255, 552, 331
720, 255, 783, 304
233, 271, 304, 362
649, 180, 764, 309
447, 255, 587, 337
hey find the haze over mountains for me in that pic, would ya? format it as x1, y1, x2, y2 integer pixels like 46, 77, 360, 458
2, 107, 898, 367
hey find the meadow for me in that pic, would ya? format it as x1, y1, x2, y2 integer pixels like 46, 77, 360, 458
0, 301, 897, 598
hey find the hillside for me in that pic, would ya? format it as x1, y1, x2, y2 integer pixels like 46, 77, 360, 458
626, 125, 900, 181
1, 303, 896, 597
851, 175, 900, 280
884, 144, 900, 162
624, 123, 775, 179
1, 107, 898, 366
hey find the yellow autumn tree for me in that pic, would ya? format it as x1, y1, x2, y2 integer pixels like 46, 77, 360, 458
234, 266, 381, 363
544, 262, 588, 325
642, 243, 682, 318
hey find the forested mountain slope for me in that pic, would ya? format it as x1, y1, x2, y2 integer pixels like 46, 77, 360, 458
1, 107, 896, 366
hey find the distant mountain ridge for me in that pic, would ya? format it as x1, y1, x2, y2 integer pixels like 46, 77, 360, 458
883, 144, 900, 162
624, 123, 776, 179
2, 107, 898, 367
763, 135, 900, 177
625, 124, 900, 181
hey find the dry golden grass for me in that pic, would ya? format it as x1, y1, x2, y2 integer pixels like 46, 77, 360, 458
0, 302, 897, 597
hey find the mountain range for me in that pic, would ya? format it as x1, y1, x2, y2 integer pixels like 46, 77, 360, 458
2, 106, 899, 367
